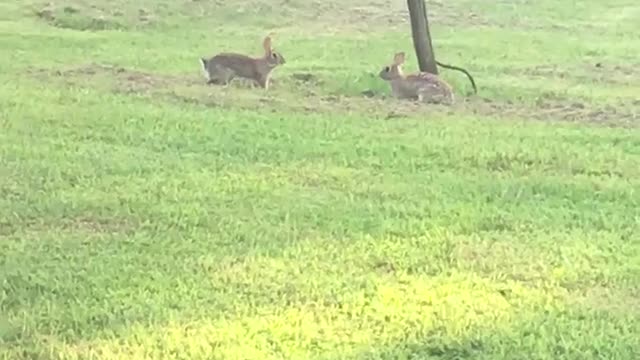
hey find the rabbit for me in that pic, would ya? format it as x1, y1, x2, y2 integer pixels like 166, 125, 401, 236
379, 52, 454, 105
200, 36, 285, 90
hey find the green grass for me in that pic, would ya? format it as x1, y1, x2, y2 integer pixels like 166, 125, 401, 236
1, 0, 640, 359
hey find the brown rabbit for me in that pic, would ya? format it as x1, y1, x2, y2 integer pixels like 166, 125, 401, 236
200, 36, 286, 90
379, 52, 454, 104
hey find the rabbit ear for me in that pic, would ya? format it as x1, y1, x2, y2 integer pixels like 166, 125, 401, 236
393, 52, 406, 65
263, 36, 273, 54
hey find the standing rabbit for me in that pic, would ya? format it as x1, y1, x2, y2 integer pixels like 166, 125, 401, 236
200, 36, 285, 90
379, 52, 454, 105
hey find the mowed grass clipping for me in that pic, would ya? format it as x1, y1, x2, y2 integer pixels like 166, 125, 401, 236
1, 0, 640, 359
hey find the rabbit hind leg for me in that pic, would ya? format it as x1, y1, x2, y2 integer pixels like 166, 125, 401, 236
209, 65, 236, 86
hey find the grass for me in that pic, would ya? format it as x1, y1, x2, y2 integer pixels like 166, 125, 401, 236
1, 0, 640, 358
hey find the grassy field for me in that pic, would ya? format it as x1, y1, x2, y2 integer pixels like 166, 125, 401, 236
1, 0, 640, 358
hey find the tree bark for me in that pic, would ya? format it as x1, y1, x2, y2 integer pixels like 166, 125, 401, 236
407, 0, 438, 74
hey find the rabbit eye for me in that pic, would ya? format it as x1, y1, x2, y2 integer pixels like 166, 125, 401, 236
272, 53, 278, 58
384, 66, 390, 72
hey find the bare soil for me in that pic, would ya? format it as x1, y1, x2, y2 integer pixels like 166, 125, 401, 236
31, 64, 639, 127
509, 62, 640, 86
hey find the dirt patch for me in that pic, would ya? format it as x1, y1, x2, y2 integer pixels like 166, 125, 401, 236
312, 0, 494, 30
28, 0, 412, 32
327, 91, 639, 127
34, 2, 154, 31
30, 64, 639, 127
31, 63, 195, 93
510, 62, 639, 86
31, 63, 324, 111
457, 96, 638, 127
426, 0, 494, 28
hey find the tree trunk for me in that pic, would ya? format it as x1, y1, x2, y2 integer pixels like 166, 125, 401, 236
407, 0, 438, 74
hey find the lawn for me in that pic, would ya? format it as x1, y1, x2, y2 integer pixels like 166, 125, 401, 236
1, 0, 640, 359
